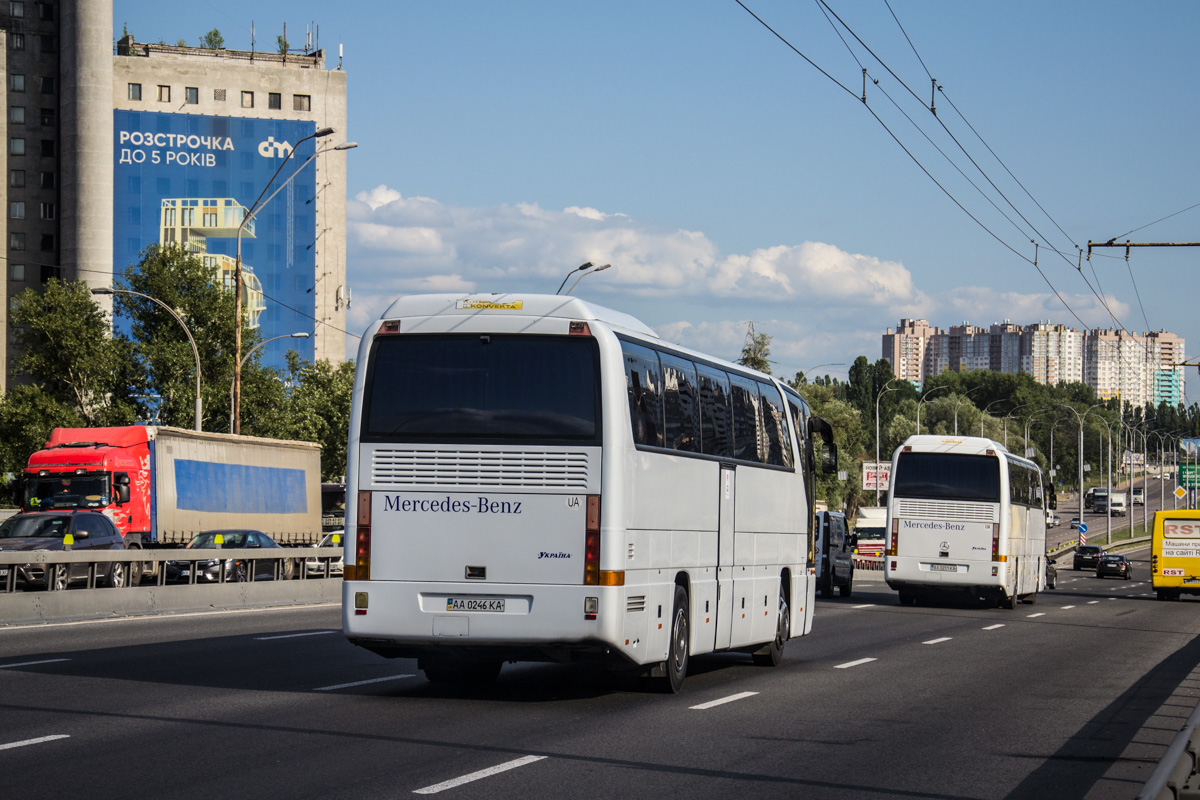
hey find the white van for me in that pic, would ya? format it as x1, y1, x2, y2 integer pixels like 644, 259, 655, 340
1110, 493, 1128, 517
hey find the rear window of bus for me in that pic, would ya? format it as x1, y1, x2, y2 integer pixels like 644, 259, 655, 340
362, 334, 601, 443
893, 452, 1001, 503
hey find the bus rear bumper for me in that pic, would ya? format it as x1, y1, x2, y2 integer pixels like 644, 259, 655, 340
341, 580, 633, 666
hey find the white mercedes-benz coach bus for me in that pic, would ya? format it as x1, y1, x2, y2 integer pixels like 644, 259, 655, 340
342, 294, 837, 691
884, 435, 1047, 608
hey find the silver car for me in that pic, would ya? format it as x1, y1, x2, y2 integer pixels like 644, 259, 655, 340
305, 531, 344, 577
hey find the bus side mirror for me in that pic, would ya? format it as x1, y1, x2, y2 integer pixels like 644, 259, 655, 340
821, 442, 839, 474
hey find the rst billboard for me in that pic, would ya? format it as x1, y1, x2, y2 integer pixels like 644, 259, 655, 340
112, 110, 317, 371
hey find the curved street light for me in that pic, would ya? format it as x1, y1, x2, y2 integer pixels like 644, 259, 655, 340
229, 332, 310, 433
1058, 403, 1102, 535
874, 378, 901, 505
916, 385, 953, 435
950, 387, 983, 436
1002, 403, 1034, 450
555, 262, 592, 295
232, 130, 350, 435
93, 286, 202, 431
980, 398, 1008, 438
565, 263, 611, 295
1087, 411, 1115, 545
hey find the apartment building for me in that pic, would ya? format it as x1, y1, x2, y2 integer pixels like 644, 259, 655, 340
2, 3, 349, 392
883, 320, 1184, 408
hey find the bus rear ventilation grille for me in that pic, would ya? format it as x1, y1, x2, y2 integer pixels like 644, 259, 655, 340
370, 449, 591, 489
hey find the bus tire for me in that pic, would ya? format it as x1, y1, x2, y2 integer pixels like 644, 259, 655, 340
838, 573, 853, 598
1002, 591, 1018, 610
753, 588, 789, 667
898, 590, 916, 606
1156, 589, 1169, 601
659, 584, 690, 693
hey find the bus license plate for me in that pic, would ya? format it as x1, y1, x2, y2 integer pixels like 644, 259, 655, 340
446, 598, 505, 612
0, 567, 7, 577
929, 564, 958, 572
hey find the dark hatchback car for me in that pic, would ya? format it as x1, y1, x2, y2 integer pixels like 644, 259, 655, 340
0, 511, 127, 589
1096, 553, 1132, 580
1074, 545, 1103, 570
166, 530, 292, 583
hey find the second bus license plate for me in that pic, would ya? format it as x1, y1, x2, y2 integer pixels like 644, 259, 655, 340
446, 597, 506, 612
929, 564, 959, 572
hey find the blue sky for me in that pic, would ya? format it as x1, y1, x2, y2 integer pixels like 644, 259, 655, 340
115, 1, 1200, 398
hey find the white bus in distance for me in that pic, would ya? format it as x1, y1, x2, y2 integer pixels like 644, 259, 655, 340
884, 435, 1047, 608
342, 293, 838, 691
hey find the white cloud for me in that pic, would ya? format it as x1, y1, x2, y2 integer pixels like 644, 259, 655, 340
342, 186, 1136, 373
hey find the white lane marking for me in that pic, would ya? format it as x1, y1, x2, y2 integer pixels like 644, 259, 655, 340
1109, 597, 1118, 601
922, 637, 952, 645
834, 658, 877, 669
1061, 605, 1076, 610
315, 674, 416, 692
1088, 601, 1100, 604
0, 658, 69, 669
255, 631, 337, 640
690, 691, 759, 710
413, 755, 548, 795
1027, 613, 1046, 618
0, 735, 70, 751
982, 624, 1005, 630
852, 604, 876, 609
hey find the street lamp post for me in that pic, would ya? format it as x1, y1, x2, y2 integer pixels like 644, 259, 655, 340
1089, 413, 1114, 545
94, 287, 202, 431
981, 399, 1008, 438
565, 263, 611, 295
1002, 403, 1032, 450
950, 387, 983, 436
1059, 403, 1101, 542
1023, 415, 1042, 459
917, 385, 952, 435
875, 378, 900, 505
233, 126, 338, 436
229, 332, 309, 433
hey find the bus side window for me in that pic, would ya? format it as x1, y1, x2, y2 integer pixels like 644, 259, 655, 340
697, 366, 733, 459
759, 382, 791, 468
729, 374, 763, 463
660, 353, 700, 453
622, 342, 664, 448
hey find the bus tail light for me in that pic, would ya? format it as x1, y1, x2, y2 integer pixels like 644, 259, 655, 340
584, 495, 601, 585
379, 320, 401, 335
886, 518, 898, 557
569, 321, 591, 336
991, 523, 1004, 562
348, 490, 371, 581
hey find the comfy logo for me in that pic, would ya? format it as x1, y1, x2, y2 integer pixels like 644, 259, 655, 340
257, 136, 293, 158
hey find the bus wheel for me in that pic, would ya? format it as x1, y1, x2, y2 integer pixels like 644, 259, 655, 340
1156, 589, 1169, 601
660, 585, 690, 693
839, 572, 853, 598
1001, 591, 1018, 610
753, 588, 789, 667
898, 590, 916, 606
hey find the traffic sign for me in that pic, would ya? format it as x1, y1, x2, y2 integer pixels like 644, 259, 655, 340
1180, 463, 1200, 489
1176, 486, 1187, 499
1078, 522, 1088, 534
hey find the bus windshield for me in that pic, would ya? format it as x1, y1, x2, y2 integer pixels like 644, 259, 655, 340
892, 452, 1000, 503
362, 334, 601, 443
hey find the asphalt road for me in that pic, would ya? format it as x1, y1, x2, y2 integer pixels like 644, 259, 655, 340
1048, 474, 1184, 551
2, 545, 1198, 800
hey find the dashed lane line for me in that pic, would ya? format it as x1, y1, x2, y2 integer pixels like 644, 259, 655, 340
413, 755, 548, 795
1027, 613, 1046, 618
315, 674, 416, 692
0, 658, 69, 669
1088, 601, 1100, 604
982, 624, 1005, 630
1061, 605, 1076, 610
0, 735, 70, 751
690, 691, 759, 710
834, 658, 877, 669
922, 637, 952, 645
852, 604, 877, 609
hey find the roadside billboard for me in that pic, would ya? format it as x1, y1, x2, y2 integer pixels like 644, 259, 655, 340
1180, 439, 1200, 490
112, 110, 317, 371
862, 460, 891, 492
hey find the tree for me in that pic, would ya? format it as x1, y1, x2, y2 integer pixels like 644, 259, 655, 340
0, 386, 86, 504
9, 278, 139, 426
738, 323, 771, 374
117, 244, 277, 432
278, 352, 356, 480
199, 28, 224, 49
276, 34, 290, 54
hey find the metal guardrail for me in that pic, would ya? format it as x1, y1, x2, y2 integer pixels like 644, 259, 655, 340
0, 547, 343, 593
1138, 697, 1200, 800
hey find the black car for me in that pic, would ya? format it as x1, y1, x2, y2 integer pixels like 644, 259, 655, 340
0, 511, 128, 590
1046, 559, 1058, 590
1096, 553, 1132, 580
166, 530, 292, 583
1073, 545, 1103, 570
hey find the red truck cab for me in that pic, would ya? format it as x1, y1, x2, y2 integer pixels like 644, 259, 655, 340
23, 426, 152, 545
